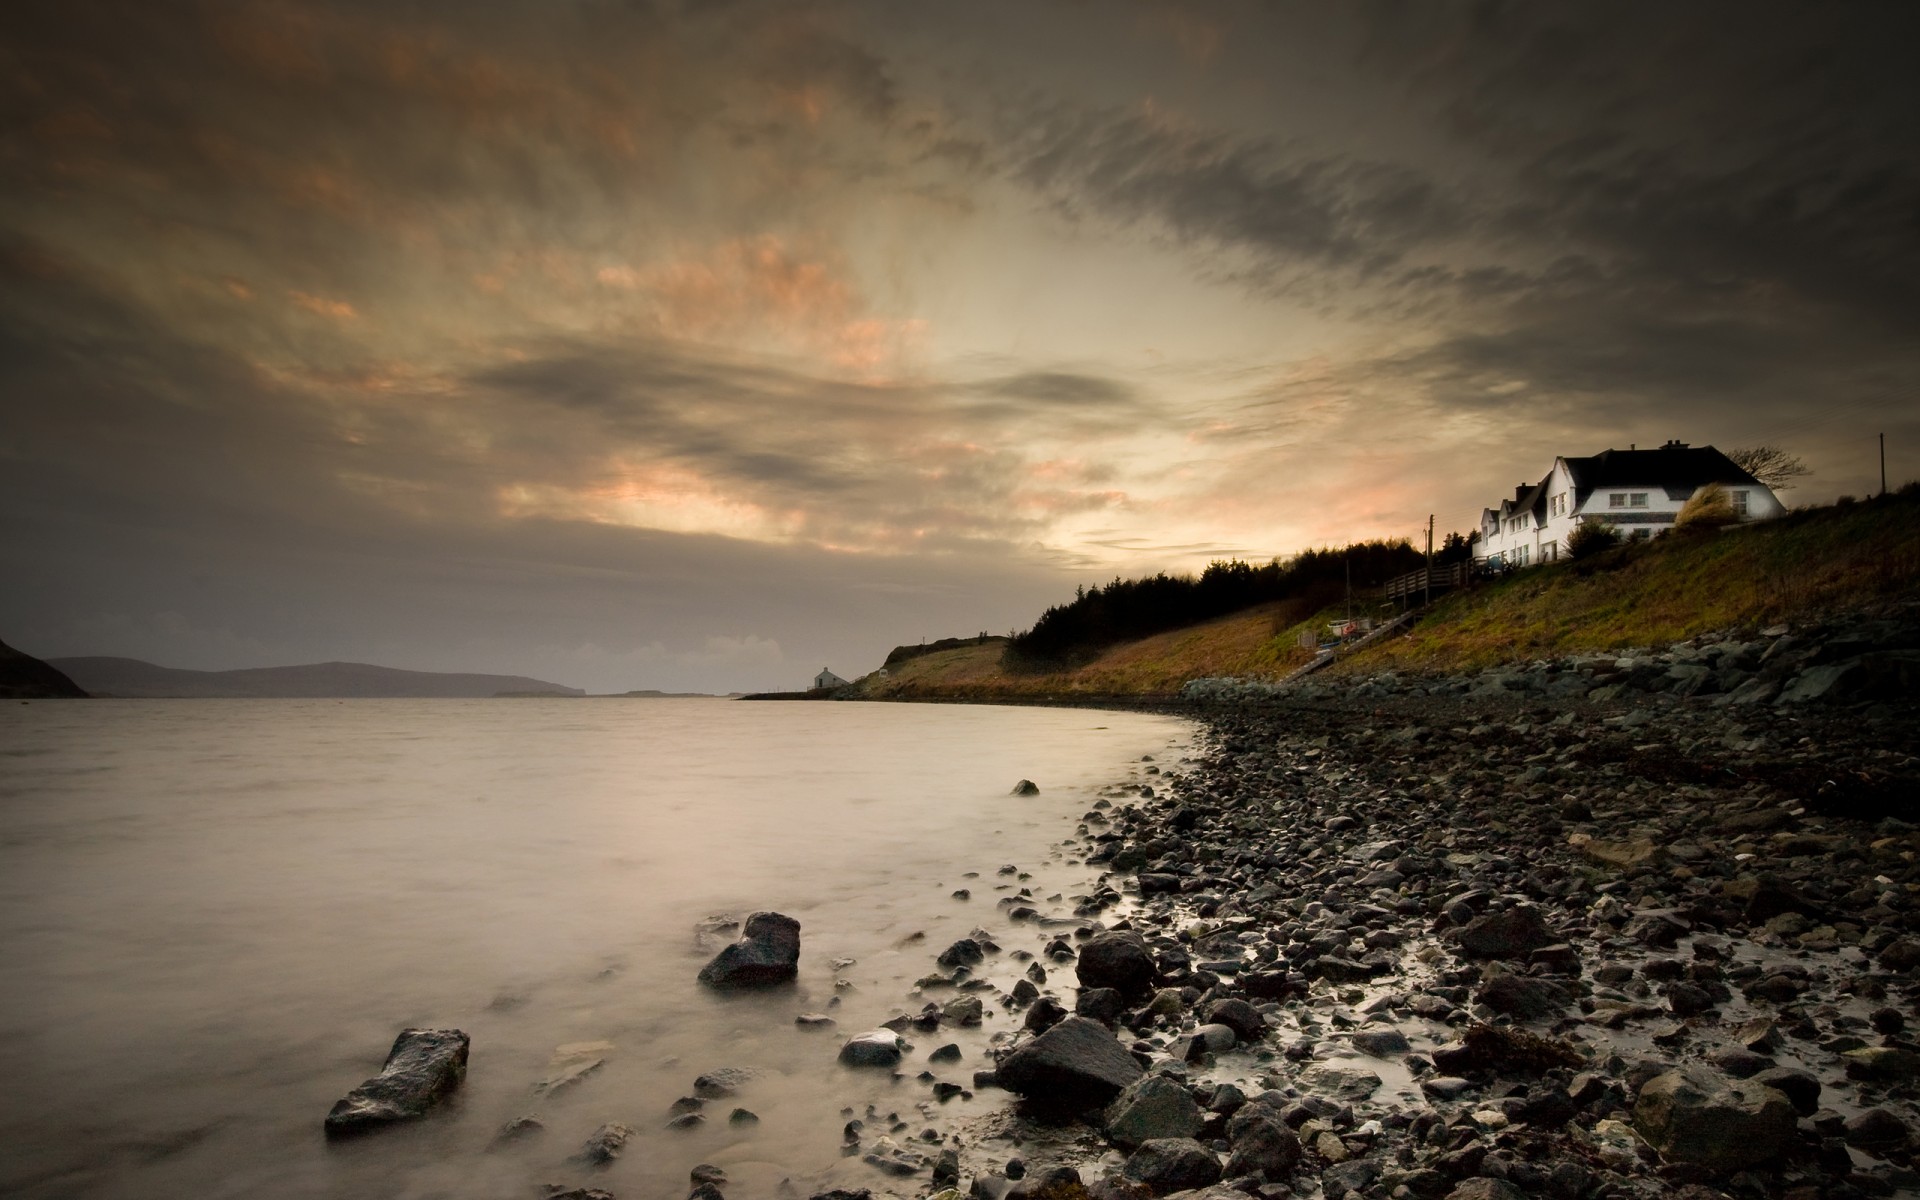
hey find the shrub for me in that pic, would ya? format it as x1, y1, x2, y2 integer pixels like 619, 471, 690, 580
1566, 520, 1622, 560
1675, 482, 1737, 533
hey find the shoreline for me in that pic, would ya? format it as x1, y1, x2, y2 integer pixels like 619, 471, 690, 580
839, 614, 1920, 1199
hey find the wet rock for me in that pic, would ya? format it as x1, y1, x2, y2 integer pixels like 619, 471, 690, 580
1205, 998, 1265, 1042
1075, 931, 1157, 998
1350, 1028, 1410, 1058
1223, 1110, 1301, 1178
697, 912, 801, 989
493, 1115, 545, 1144
1104, 1073, 1205, 1148
324, 1028, 469, 1138
1075, 987, 1127, 1023
1844, 1045, 1920, 1082
1298, 1063, 1381, 1101
938, 939, 987, 970
1011, 780, 1040, 796
1844, 1107, 1910, 1149
1121, 1137, 1222, 1195
1475, 971, 1570, 1020
997, 1015, 1145, 1112
943, 995, 985, 1026
575, 1122, 633, 1164
839, 1031, 905, 1068
1446, 1180, 1527, 1200
1749, 1066, 1819, 1115
1631, 1065, 1796, 1171
1453, 907, 1555, 958
546, 1190, 616, 1200
693, 1067, 760, 1097
1024, 996, 1068, 1034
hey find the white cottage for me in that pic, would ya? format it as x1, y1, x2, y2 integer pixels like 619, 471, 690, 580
1473, 441, 1785, 568
812, 668, 850, 689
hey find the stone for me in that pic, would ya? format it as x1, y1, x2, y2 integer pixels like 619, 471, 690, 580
1350, 1029, 1410, 1058
693, 1067, 760, 1097
939, 939, 987, 969
1076, 931, 1158, 997
1446, 1180, 1527, 1200
943, 995, 985, 1026
1076, 987, 1127, 1023
1844, 1045, 1920, 1082
1223, 1111, 1301, 1179
697, 911, 801, 988
996, 1015, 1145, 1112
1206, 998, 1266, 1042
1011, 779, 1040, 795
1581, 837, 1661, 869
576, 1122, 633, 1163
324, 1028, 469, 1138
1454, 907, 1555, 958
1843, 1107, 1909, 1148
1121, 1137, 1223, 1195
838, 1030, 905, 1068
1475, 972, 1569, 1020
1104, 1073, 1206, 1148
1631, 1065, 1796, 1171
1298, 1063, 1381, 1101
1750, 1066, 1819, 1115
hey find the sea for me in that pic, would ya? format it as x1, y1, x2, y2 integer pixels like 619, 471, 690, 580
0, 698, 1193, 1199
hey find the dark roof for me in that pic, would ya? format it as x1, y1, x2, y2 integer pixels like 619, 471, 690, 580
1563, 445, 1761, 494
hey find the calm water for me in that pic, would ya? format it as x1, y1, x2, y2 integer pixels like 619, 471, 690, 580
0, 698, 1191, 1199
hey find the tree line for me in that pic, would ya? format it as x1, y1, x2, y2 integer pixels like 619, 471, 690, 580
1004, 538, 1450, 671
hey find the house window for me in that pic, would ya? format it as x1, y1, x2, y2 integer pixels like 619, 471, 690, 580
1609, 493, 1625, 508
1515, 544, 1529, 567
1629, 492, 1648, 507
1731, 490, 1750, 516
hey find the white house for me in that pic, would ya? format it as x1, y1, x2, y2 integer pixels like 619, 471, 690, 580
812, 668, 850, 689
1473, 441, 1786, 569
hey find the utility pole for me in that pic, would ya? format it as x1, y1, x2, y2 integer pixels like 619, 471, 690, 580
1881, 433, 1888, 498
1425, 514, 1434, 607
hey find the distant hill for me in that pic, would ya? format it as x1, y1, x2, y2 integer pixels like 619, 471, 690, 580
48, 657, 583, 699
0, 639, 88, 698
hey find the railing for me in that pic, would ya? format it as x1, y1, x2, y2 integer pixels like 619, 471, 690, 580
1383, 561, 1474, 601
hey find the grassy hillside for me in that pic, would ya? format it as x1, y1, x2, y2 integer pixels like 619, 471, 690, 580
1335, 489, 1920, 675
858, 491, 1919, 701
856, 603, 1313, 700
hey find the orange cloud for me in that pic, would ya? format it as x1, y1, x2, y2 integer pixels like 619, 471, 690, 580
289, 290, 357, 319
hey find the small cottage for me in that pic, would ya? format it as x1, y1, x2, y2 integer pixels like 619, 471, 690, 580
812, 668, 849, 690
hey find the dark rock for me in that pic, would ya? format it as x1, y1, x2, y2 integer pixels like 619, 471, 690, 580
324, 1028, 469, 1138
1843, 1107, 1909, 1148
1121, 1137, 1222, 1195
1011, 779, 1040, 795
1631, 1065, 1796, 1171
997, 1015, 1145, 1112
1076, 987, 1128, 1023
838, 1031, 904, 1068
939, 939, 987, 969
693, 1067, 760, 1097
1206, 998, 1266, 1042
1350, 1028, 1411, 1058
575, 1122, 633, 1164
728, 1107, 758, 1125
697, 912, 801, 988
1454, 907, 1555, 958
1104, 1074, 1206, 1148
1076, 931, 1157, 998
1223, 1111, 1301, 1179
1024, 996, 1068, 1034
1475, 972, 1570, 1020
1446, 1180, 1527, 1200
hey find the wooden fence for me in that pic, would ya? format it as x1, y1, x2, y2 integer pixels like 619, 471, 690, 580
1384, 560, 1474, 602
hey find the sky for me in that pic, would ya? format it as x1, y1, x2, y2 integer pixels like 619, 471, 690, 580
3, 1, 1916, 694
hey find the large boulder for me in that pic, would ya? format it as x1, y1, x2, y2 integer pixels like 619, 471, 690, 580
324, 1028, 469, 1137
697, 911, 801, 988
1104, 1074, 1205, 1148
1122, 1138, 1223, 1195
1631, 1065, 1797, 1171
996, 1015, 1144, 1112
1075, 931, 1157, 998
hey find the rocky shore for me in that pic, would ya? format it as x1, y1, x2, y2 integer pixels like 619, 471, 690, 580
815, 610, 1920, 1200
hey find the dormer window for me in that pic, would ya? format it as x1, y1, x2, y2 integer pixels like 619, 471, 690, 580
1609, 492, 1649, 508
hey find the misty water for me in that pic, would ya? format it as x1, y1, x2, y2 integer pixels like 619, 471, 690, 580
0, 698, 1192, 1199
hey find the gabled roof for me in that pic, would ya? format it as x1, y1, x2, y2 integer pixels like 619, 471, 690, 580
1563, 445, 1761, 494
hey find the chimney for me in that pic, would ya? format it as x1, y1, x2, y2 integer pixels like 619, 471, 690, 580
1662, 439, 1688, 450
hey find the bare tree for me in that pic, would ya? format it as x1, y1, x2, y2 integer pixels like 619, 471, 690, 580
1726, 444, 1811, 490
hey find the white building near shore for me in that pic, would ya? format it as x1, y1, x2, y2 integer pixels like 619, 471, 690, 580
1473, 441, 1786, 568
812, 668, 849, 689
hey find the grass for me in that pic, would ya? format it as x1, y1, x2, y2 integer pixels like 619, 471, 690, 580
854, 490, 1920, 699
1335, 490, 1920, 675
